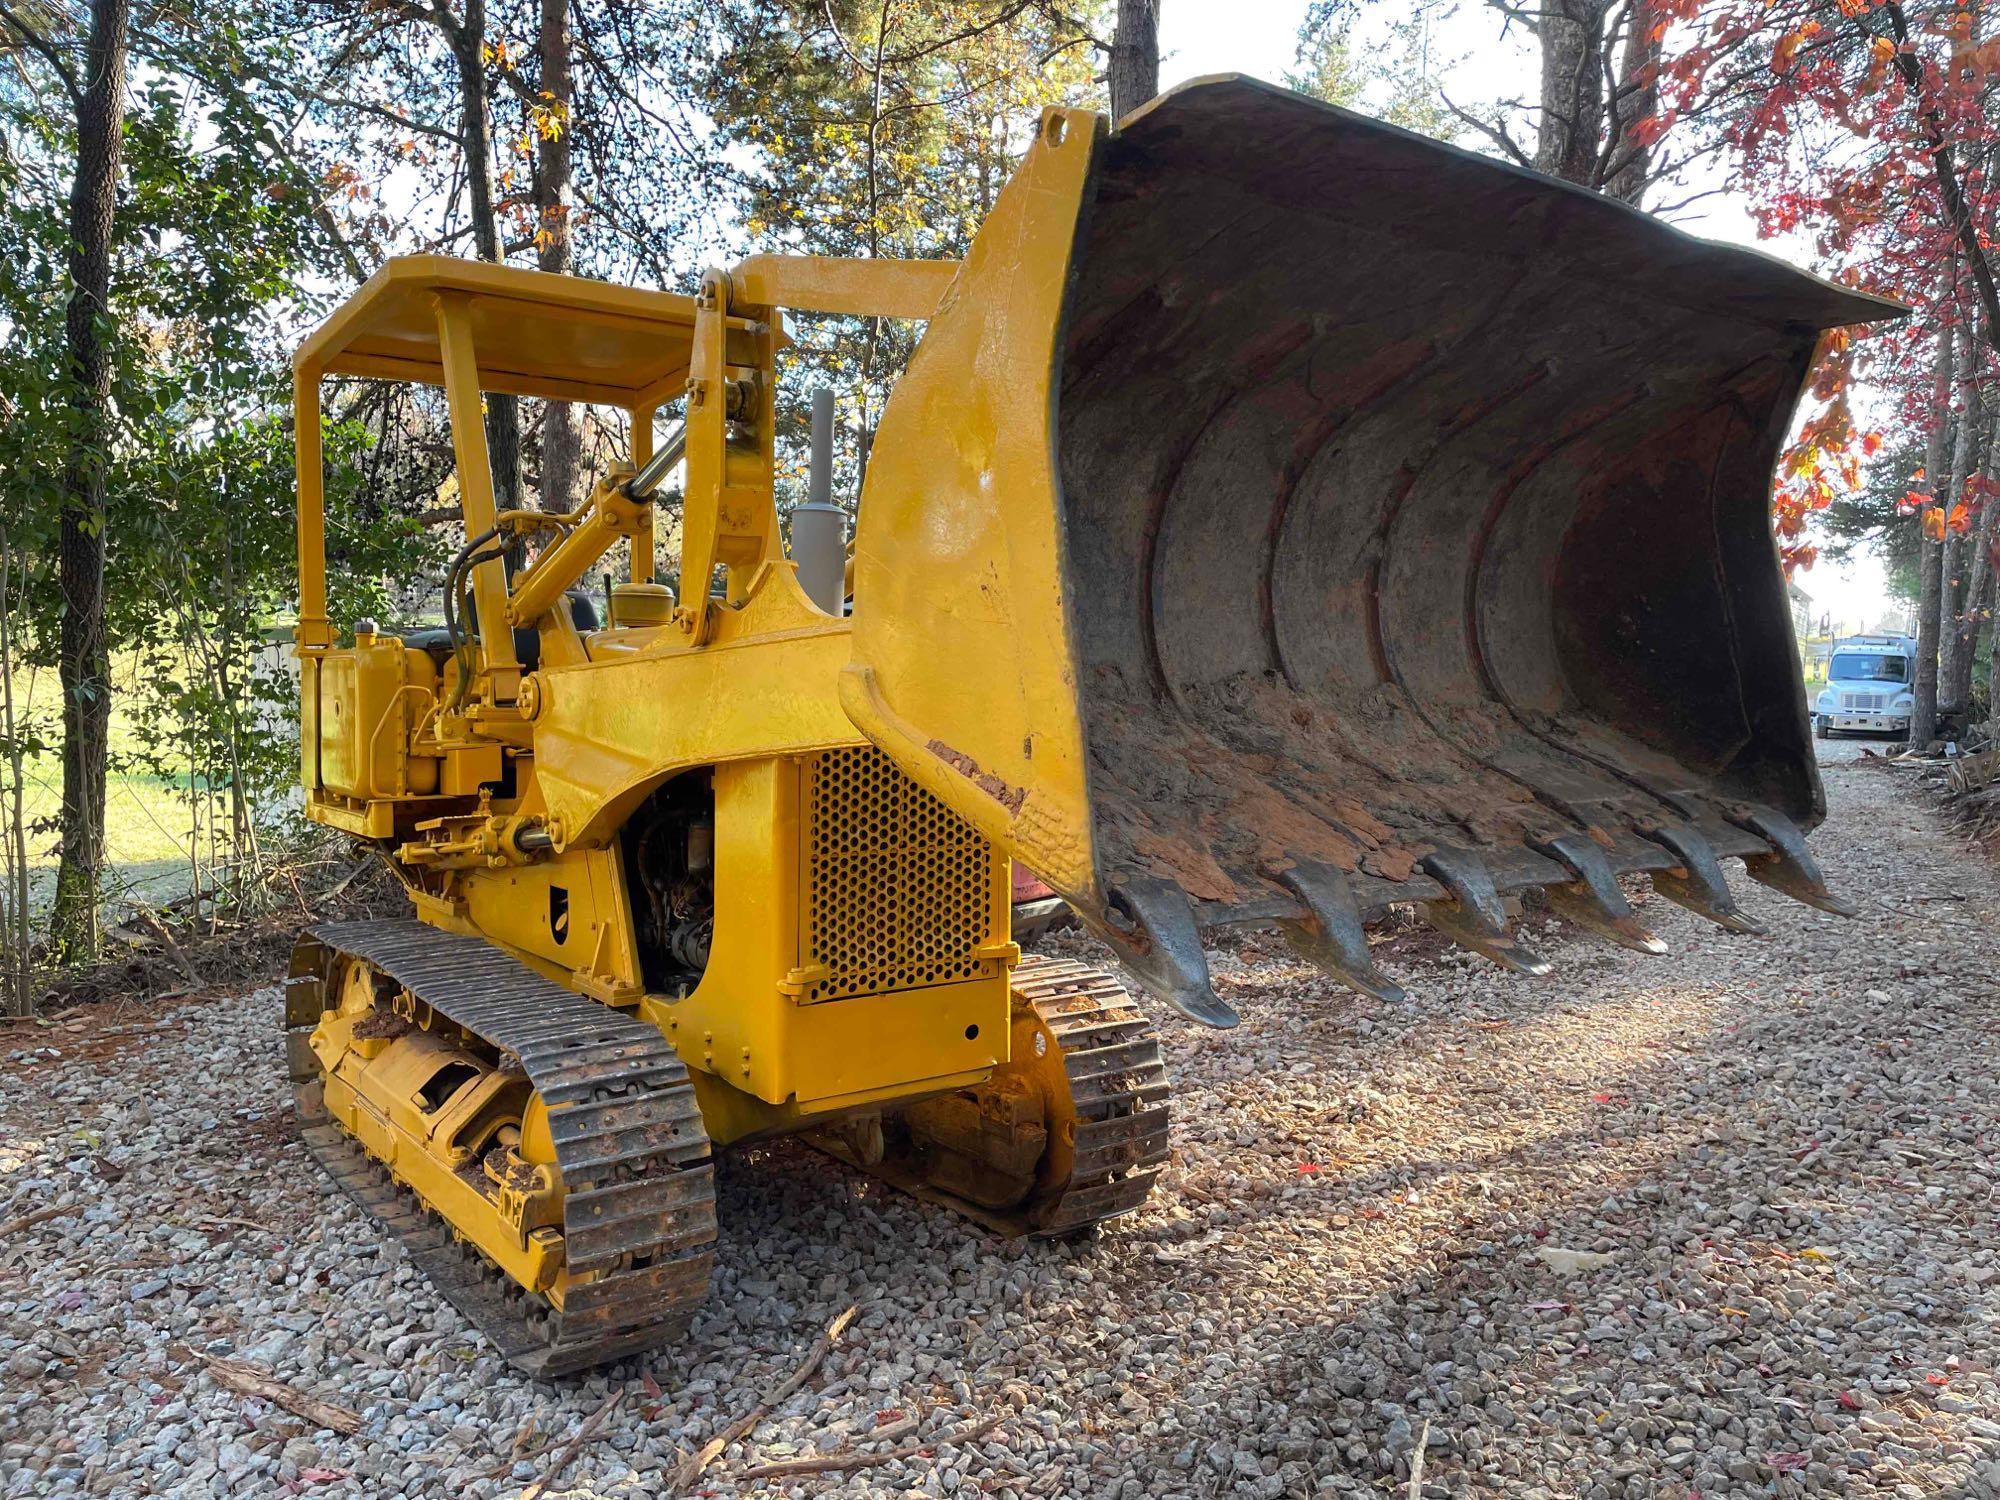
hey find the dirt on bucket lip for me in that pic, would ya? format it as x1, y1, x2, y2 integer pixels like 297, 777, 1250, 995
3, 752, 1998, 1499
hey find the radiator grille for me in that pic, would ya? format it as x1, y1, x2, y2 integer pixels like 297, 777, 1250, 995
802, 747, 998, 1003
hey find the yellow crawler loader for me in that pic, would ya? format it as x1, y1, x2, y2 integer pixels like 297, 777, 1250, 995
287, 77, 1896, 1373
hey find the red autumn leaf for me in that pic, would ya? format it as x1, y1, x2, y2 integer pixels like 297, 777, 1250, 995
1838, 1390, 1865, 1410
1947, 501, 1973, 533
1591, 1091, 1612, 1103
1926, 1371, 1950, 1385
1296, 1162, 1322, 1174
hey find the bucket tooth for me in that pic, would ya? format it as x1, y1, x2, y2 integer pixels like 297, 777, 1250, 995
1275, 862, 1407, 1004
1417, 848, 1553, 978
1088, 876, 1240, 1029
1530, 833, 1668, 956
1729, 806, 1857, 917
1642, 825, 1765, 935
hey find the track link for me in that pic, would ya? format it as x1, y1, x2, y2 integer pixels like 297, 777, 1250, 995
1011, 955, 1172, 1235
286, 920, 716, 1377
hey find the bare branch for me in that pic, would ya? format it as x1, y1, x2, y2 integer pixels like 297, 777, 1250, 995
0, 0, 83, 110
1484, 0, 1543, 39
1877, 1, 2000, 351
1439, 91, 1535, 168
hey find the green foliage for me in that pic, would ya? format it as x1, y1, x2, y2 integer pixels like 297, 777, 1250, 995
1287, 23, 1368, 110
1290, 5, 1460, 140
1821, 435, 1921, 605
705, 0, 1107, 498
0, 10, 442, 941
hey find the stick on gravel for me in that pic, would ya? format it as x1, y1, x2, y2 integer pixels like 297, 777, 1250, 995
672, 1304, 860, 1496
735, 1409, 1009, 1480
0, 1202, 73, 1239
200, 1356, 362, 1435
672, 1302, 858, 1491
522, 1388, 624, 1500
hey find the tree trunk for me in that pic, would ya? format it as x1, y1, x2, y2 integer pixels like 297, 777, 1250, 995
0, 527, 30, 1013
1108, 0, 1159, 121
50, 0, 132, 963
1913, 317, 1956, 746
451, 0, 521, 508
1535, 0, 1612, 186
1947, 407, 2000, 714
1938, 326, 1980, 719
1989, 552, 2000, 741
534, 0, 583, 512
1602, 0, 1659, 204
1957, 561, 1994, 720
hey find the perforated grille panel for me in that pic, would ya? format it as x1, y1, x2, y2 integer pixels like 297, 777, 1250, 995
803, 746, 999, 1003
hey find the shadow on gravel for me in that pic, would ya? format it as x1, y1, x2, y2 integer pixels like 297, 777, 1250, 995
1088, 966, 2000, 1497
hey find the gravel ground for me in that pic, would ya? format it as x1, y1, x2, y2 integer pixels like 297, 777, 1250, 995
5, 742, 1999, 1499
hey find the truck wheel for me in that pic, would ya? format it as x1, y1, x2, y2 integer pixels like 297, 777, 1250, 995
1814, 715, 1830, 740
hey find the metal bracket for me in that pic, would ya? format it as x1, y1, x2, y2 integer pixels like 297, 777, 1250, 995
1088, 877, 1238, 1029
1642, 824, 1764, 934
1276, 862, 1406, 1003
1530, 833, 1667, 956
1728, 805, 1856, 917
1417, 847, 1552, 977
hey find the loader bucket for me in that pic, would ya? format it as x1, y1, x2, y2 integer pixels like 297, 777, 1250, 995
843, 76, 1901, 1025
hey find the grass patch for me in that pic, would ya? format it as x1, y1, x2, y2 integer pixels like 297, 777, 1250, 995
4, 655, 288, 916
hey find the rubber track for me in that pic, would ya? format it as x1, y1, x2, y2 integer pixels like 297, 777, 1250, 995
286, 920, 716, 1377
1013, 955, 1172, 1235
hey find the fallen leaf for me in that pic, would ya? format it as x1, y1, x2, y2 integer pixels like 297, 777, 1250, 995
298, 1468, 350, 1484
1769, 1452, 1809, 1472
1721, 1306, 1750, 1318
1838, 1390, 1864, 1411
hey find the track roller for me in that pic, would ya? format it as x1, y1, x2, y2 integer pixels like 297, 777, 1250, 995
812, 956, 1172, 1237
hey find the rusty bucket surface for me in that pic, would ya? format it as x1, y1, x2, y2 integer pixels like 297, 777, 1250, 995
847, 76, 1899, 1024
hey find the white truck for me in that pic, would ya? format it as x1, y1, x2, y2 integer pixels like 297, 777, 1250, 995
1812, 634, 1917, 738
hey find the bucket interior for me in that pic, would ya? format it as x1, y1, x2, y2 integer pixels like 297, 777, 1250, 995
1054, 81, 1886, 916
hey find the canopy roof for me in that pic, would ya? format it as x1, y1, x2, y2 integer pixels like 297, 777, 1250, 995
294, 255, 699, 408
